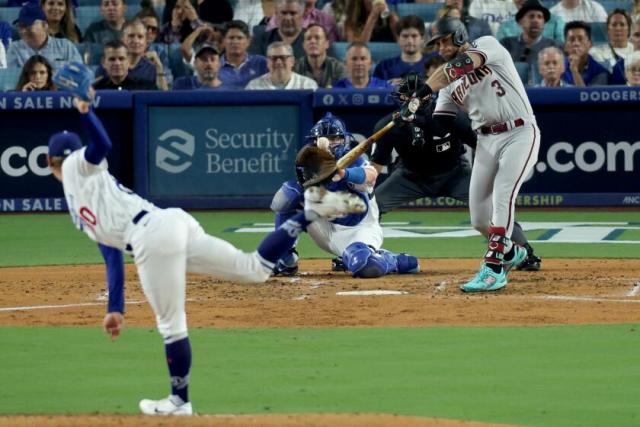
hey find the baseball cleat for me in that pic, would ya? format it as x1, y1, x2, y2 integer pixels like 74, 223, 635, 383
503, 244, 528, 274
273, 249, 299, 276
331, 257, 347, 272
460, 264, 507, 293
303, 186, 366, 221
516, 252, 542, 271
139, 395, 193, 416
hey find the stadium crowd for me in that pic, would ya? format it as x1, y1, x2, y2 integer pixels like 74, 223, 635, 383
0, 0, 638, 92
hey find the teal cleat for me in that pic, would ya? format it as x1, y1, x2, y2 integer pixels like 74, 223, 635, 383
503, 244, 528, 274
460, 264, 507, 293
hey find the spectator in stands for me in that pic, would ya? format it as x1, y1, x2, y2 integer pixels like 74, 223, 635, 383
537, 46, 572, 86
591, 9, 635, 70
333, 42, 393, 88
550, 0, 607, 23
267, 0, 338, 42
0, 40, 6, 69
468, 0, 518, 35
180, 22, 222, 64
94, 40, 159, 90
497, 0, 565, 42
321, 0, 346, 40
0, 20, 11, 51
250, 0, 306, 58
84, 0, 127, 44
218, 20, 268, 89
234, 0, 275, 32
157, 0, 202, 44
632, 21, 640, 51
633, 0, 640, 22
136, 3, 173, 83
40, 0, 81, 43
624, 51, 640, 85
439, 0, 492, 41
16, 54, 56, 91
344, 0, 399, 43
197, 0, 233, 27
246, 41, 318, 88
500, 0, 559, 66
173, 43, 230, 89
562, 20, 609, 85
373, 15, 435, 85
294, 23, 346, 87
7, 3, 82, 71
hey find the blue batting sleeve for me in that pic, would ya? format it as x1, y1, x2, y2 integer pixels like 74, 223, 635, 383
82, 108, 113, 165
98, 244, 125, 313
342, 167, 366, 185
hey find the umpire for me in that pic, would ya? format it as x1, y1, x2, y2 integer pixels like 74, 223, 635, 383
370, 72, 541, 271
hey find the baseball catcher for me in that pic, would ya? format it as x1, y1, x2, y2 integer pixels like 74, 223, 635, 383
270, 113, 420, 278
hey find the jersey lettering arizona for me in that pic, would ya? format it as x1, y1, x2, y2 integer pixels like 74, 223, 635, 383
435, 36, 534, 129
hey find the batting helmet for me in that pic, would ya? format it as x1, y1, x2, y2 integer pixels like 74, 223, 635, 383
426, 18, 469, 48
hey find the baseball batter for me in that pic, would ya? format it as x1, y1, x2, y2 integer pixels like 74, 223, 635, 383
404, 18, 540, 292
271, 113, 420, 278
47, 98, 364, 415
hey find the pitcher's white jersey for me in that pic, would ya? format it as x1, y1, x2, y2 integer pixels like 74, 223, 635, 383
61, 148, 156, 250
434, 36, 535, 129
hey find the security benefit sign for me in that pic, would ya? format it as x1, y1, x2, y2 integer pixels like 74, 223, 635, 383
148, 106, 299, 197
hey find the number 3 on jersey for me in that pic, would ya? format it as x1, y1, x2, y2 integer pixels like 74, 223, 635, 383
491, 80, 506, 97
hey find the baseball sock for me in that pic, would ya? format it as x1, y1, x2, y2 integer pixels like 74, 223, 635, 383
484, 226, 510, 274
257, 212, 309, 264
165, 337, 191, 404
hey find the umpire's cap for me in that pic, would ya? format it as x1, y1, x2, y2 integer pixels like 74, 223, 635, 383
426, 18, 469, 48
49, 131, 82, 157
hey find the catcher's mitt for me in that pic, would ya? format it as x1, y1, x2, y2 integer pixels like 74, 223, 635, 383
53, 61, 93, 101
295, 145, 338, 189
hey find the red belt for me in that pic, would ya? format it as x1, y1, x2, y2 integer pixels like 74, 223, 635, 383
478, 118, 525, 135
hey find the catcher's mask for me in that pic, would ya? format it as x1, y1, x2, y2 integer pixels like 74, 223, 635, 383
306, 112, 348, 154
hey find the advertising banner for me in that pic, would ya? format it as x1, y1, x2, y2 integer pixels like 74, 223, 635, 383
0, 92, 133, 212
147, 105, 300, 198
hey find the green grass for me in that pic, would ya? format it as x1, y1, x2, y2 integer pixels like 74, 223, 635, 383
1, 210, 639, 267
1, 325, 639, 427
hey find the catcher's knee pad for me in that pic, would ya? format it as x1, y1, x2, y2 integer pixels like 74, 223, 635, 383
270, 180, 304, 213
342, 242, 394, 278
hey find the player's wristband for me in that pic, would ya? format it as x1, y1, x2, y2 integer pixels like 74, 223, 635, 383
343, 167, 366, 184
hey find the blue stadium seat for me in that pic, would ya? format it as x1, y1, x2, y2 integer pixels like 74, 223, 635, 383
76, 42, 104, 65
0, 7, 20, 24
0, 67, 21, 91
513, 61, 529, 85
601, 0, 633, 12
329, 41, 400, 63
396, 3, 441, 22
590, 22, 608, 43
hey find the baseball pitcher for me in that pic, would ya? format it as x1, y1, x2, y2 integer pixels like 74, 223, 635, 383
48, 63, 366, 415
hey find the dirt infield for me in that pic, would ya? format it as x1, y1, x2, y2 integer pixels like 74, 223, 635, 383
1, 258, 639, 426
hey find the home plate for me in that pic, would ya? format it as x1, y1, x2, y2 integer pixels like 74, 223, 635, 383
336, 290, 408, 296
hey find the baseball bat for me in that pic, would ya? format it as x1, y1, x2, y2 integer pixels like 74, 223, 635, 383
302, 119, 397, 188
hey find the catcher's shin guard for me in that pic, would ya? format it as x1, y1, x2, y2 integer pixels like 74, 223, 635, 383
342, 242, 393, 278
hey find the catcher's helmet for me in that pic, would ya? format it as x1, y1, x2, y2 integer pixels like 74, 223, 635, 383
307, 112, 347, 140
426, 18, 469, 48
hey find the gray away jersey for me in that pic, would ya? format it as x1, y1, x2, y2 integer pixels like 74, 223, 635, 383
434, 36, 535, 129
61, 148, 156, 250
